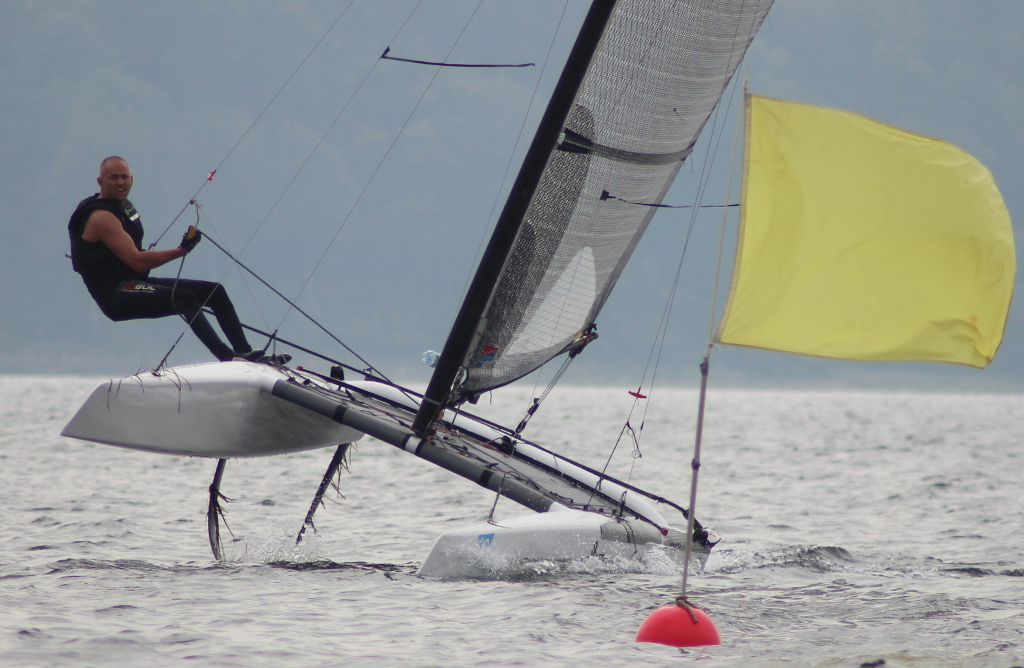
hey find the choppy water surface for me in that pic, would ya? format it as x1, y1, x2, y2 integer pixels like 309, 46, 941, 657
2, 375, 1023, 666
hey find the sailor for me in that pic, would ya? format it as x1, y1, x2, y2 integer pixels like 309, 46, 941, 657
69, 156, 285, 363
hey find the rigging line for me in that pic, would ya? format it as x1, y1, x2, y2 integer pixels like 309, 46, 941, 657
590, 406, 642, 509
226, 1, 426, 265
656, 0, 758, 336
274, 0, 487, 333
660, 0, 759, 308
455, 0, 572, 329
640, 66, 743, 405
599, 421, 633, 478
224, 318, 381, 380
200, 232, 389, 381
678, 0, 760, 261
513, 352, 575, 437
708, 95, 745, 343
526, 363, 546, 411
590, 391, 645, 515
607, 166, 713, 427
380, 47, 534, 68
605, 5, 740, 403
158, 2, 427, 373
623, 4, 758, 445
701, 2, 770, 347
154, 330, 188, 375
589, 0, 741, 472
624, 419, 643, 485
636, 2, 760, 447
157, 203, 216, 371
149, 0, 358, 249
490, 349, 574, 520
197, 205, 272, 333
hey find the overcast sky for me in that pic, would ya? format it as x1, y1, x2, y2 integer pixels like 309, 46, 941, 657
2, 0, 1021, 394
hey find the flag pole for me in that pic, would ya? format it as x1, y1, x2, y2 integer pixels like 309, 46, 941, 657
681, 346, 711, 599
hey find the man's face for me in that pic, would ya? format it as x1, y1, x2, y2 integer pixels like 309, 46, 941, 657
98, 159, 133, 202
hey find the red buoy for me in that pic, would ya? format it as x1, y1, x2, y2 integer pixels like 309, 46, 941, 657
635, 602, 720, 647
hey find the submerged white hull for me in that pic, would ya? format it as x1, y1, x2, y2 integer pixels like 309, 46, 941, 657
418, 506, 707, 578
61, 361, 363, 458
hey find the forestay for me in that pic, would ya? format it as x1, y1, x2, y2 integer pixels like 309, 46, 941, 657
460, 0, 774, 395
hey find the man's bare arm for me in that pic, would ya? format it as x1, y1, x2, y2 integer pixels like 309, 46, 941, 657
82, 210, 186, 273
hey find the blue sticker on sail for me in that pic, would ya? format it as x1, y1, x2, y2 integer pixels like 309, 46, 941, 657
477, 533, 495, 547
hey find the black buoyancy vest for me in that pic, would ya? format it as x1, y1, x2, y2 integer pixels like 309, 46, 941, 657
68, 194, 148, 305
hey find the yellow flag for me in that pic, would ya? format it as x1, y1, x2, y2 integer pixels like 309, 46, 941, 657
715, 95, 1015, 368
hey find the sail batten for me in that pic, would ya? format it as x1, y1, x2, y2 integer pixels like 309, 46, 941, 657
558, 128, 694, 165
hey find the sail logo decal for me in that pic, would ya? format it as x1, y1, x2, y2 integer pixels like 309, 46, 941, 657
477, 346, 499, 366
119, 283, 155, 293
477, 533, 495, 547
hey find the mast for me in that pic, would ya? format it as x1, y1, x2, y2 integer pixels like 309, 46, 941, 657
412, 0, 617, 434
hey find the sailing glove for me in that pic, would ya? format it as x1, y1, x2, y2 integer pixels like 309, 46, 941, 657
180, 225, 202, 253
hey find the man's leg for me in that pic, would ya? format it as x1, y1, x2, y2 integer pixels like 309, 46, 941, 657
106, 279, 236, 361
148, 278, 254, 354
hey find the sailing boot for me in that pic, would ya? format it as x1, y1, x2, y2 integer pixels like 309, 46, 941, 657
259, 353, 292, 365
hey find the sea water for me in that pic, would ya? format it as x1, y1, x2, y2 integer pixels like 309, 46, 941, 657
1, 375, 1023, 667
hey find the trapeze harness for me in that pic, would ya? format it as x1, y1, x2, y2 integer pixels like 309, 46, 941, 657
67, 194, 252, 361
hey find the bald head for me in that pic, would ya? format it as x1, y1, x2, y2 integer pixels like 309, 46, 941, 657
100, 155, 129, 173
97, 156, 133, 202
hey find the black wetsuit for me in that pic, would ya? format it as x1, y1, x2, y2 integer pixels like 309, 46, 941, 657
68, 194, 252, 361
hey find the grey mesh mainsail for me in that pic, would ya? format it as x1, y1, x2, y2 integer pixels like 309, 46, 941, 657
460, 0, 773, 395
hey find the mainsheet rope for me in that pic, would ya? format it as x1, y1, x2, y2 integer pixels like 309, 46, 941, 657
155, 200, 288, 373
160, 201, 411, 392
162, 199, 401, 387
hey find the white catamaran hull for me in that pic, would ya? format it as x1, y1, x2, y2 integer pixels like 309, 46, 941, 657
62, 362, 710, 575
61, 361, 363, 458
418, 506, 708, 578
